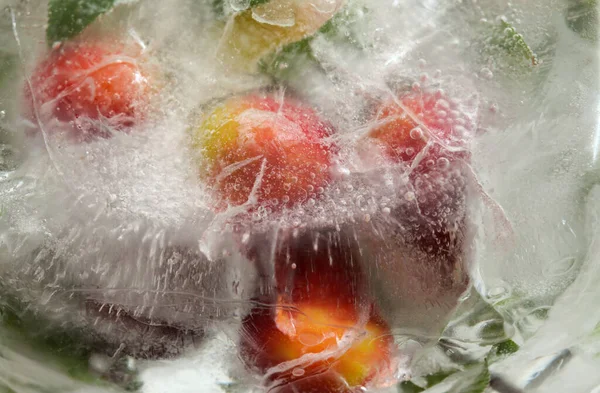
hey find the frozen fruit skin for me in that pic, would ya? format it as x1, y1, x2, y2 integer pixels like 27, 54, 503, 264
365, 92, 470, 165
190, 93, 334, 209
366, 97, 430, 163
219, 0, 345, 72
364, 91, 473, 254
357, 221, 470, 339
240, 229, 395, 392
353, 92, 473, 336
241, 305, 393, 393
274, 229, 367, 306
353, 162, 471, 337
24, 40, 150, 139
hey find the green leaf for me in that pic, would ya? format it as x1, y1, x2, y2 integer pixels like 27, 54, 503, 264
494, 340, 520, 356
398, 381, 425, 393
124, 380, 144, 391
0, 298, 145, 389
566, 0, 598, 42
471, 16, 543, 82
317, 3, 369, 49
0, 384, 17, 393
46, 0, 116, 44
219, 382, 242, 393
422, 362, 490, 393
212, 0, 271, 18
397, 368, 463, 392
424, 371, 457, 387
211, 0, 226, 17
249, 0, 270, 6
0, 300, 94, 375
0, 53, 16, 91
258, 37, 316, 81
488, 340, 520, 364
490, 19, 538, 66
258, 2, 368, 82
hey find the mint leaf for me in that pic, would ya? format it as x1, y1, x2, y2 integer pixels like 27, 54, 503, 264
398, 381, 425, 393
258, 37, 316, 81
566, 0, 598, 42
212, 0, 271, 17
47, 0, 116, 44
423, 362, 490, 393
211, 0, 225, 17
494, 340, 520, 356
488, 340, 520, 365
258, 2, 367, 81
472, 17, 541, 80
0, 299, 94, 374
249, 0, 270, 6
490, 19, 538, 66
424, 370, 457, 387
0, 53, 16, 91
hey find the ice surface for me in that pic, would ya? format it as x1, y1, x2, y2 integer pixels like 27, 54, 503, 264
0, 0, 597, 392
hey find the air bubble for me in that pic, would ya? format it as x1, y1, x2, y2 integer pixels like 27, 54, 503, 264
88, 354, 112, 374
458, 290, 471, 302
355, 195, 364, 206
241, 232, 250, 244
486, 285, 511, 302
338, 166, 351, 177
435, 99, 450, 109
480, 67, 493, 80
542, 256, 576, 278
455, 126, 468, 137
410, 127, 423, 140
437, 157, 450, 169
